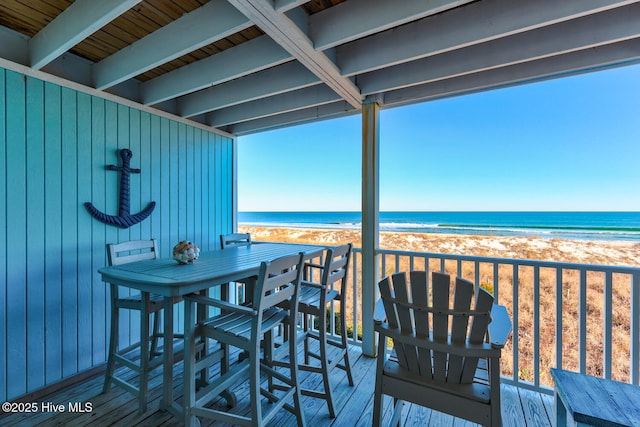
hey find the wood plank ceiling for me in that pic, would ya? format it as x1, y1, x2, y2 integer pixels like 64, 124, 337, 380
0, 0, 638, 135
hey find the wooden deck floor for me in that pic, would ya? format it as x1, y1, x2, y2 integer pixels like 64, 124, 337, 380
1, 345, 554, 427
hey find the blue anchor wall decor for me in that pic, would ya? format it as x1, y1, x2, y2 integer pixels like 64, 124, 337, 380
85, 149, 156, 228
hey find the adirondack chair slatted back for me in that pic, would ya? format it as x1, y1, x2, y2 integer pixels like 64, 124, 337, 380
378, 271, 494, 384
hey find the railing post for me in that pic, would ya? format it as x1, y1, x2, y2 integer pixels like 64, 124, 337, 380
632, 273, 639, 385
361, 100, 380, 357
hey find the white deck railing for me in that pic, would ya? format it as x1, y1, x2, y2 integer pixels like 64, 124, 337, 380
335, 248, 640, 394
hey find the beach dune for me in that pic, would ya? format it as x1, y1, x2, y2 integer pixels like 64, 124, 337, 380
240, 225, 640, 266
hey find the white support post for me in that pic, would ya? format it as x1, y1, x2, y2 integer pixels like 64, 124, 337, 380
361, 100, 380, 357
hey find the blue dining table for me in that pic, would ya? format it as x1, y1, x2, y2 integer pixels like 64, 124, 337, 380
98, 241, 323, 418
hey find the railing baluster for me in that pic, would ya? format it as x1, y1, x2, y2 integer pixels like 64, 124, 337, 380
424, 255, 429, 280
604, 271, 612, 379
632, 273, 639, 385
513, 263, 519, 382
494, 263, 499, 301
534, 265, 540, 388
579, 269, 587, 374
556, 268, 563, 371
381, 253, 386, 279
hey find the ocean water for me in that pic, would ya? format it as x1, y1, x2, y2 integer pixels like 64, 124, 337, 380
238, 211, 640, 242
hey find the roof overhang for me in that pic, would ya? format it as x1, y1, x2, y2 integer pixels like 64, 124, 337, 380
0, 0, 638, 136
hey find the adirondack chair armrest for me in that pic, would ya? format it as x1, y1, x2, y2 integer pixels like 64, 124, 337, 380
183, 293, 256, 315
373, 298, 386, 324
488, 304, 512, 348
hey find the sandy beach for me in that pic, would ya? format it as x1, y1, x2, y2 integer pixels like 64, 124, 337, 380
240, 225, 640, 385
240, 225, 640, 266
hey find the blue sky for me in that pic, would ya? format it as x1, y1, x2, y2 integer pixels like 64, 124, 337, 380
238, 64, 640, 212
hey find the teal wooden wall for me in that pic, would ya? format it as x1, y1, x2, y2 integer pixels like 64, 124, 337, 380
0, 67, 234, 402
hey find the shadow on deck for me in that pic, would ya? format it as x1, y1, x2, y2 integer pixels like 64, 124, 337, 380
1, 345, 554, 426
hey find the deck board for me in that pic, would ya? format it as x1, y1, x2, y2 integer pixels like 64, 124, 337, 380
518, 387, 552, 427
1, 345, 553, 427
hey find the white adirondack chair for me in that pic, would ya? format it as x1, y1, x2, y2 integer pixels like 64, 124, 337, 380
373, 271, 512, 427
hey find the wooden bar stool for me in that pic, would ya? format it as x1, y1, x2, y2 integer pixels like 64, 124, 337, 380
220, 232, 256, 304
182, 253, 307, 426
102, 239, 167, 413
286, 243, 355, 418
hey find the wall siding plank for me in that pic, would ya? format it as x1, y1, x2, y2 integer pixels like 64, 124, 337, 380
0, 65, 235, 403
114, 103, 133, 346
77, 92, 93, 372
6, 70, 28, 399
60, 86, 78, 378
139, 111, 152, 242
128, 108, 142, 241
159, 117, 170, 255
199, 131, 206, 247
103, 100, 120, 358
0, 67, 7, 401
178, 124, 187, 241
194, 128, 200, 243
169, 121, 179, 247
215, 135, 223, 248
26, 76, 46, 391
187, 126, 196, 242
90, 96, 106, 366
149, 115, 161, 247
44, 81, 63, 385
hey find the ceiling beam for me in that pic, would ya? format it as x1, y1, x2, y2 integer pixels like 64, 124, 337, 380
309, 0, 474, 50
337, 0, 639, 75
382, 39, 640, 107
141, 36, 292, 105
227, 101, 358, 135
180, 1, 640, 119
358, 4, 640, 95
274, 0, 308, 13
29, 0, 141, 70
179, 61, 320, 117
227, 0, 362, 109
92, 0, 252, 90
207, 85, 341, 127
144, 0, 475, 108
231, 39, 640, 135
